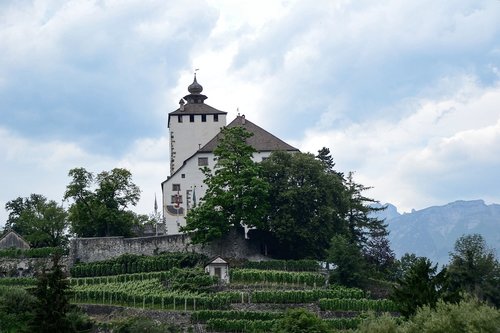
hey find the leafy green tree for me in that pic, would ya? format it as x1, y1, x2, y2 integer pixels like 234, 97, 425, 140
182, 126, 270, 244
31, 254, 74, 333
328, 234, 367, 287
391, 257, 446, 317
260, 151, 346, 259
271, 308, 329, 333
447, 234, 500, 307
5, 194, 68, 247
64, 167, 141, 237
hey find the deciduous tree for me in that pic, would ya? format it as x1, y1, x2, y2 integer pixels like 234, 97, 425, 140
447, 234, 500, 307
64, 167, 141, 237
5, 194, 68, 247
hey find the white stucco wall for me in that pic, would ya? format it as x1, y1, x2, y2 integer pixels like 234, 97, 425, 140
169, 113, 227, 174
163, 151, 274, 235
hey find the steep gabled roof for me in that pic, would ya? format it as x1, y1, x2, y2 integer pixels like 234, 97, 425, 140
0, 230, 30, 249
199, 115, 299, 153
161, 115, 299, 185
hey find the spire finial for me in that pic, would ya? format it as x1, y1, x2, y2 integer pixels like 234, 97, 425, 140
188, 70, 203, 94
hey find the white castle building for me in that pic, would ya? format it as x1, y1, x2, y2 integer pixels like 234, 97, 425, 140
161, 76, 298, 234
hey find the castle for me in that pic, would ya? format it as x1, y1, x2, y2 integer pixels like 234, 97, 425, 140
161, 75, 299, 234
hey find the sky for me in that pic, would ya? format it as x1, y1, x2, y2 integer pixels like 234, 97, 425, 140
1, 0, 500, 228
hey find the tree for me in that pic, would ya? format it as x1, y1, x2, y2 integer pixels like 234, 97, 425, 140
182, 126, 270, 243
447, 234, 500, 307
391, 257, 446, 317
343, 171, 387, 247
328, 234, 367, 287
363, 234, 396, 277
31, 254, 74, 333
64, 167, 141, 237
261, 151, 346, 259
5, 194, 68, 247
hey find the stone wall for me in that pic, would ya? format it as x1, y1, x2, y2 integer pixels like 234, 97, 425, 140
70, 229, 265, 264
0, 256, 70, 277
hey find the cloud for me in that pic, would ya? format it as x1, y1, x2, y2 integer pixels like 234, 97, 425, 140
0, 0, 218, 155
0, 126, 169, 228
295, 78, 500, 212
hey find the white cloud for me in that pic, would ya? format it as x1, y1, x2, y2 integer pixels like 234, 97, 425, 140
0, 127, 169, 228
295, 79, 500, 212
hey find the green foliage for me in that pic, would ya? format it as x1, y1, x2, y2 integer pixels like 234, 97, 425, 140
183, 126, 270, 243
390, 256, 445, 317
404, 297, 500, 333
0, 286, 36, 333
64, 167, 141, 237
5, 194, 68, 247
230, 268, 325, 287
31, 254, 74, 333
328, 234, 367, 287
111, 316, 182, 333
192, 310, 284, 323
70, 252, 207, 277
261, 151, 346, 259
319, 298, 397, 312
251, 288, 364, 303
271, 308, 330, 333
447, 234, 500, 307
0, 246, 67, 259
243, 259, 320, 271
355, 313, 400, 333
206, 318, 276, 332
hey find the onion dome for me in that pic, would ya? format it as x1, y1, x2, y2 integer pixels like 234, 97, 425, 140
188, 74, 203, 94
184, 74, 208, 104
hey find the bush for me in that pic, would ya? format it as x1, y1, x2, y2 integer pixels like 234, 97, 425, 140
0, 286, 36, 333
271, 308, 330, 333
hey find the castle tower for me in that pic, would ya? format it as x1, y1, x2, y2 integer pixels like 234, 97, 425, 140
168, 75, 227, 174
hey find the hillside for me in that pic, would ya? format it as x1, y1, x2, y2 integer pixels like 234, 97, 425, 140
378, 200, 500, 265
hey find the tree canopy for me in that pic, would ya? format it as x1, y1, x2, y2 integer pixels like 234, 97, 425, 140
64, 167, 142, 237
447, 234, 500, 307
4, 194, 68, 248
183, 125, 389, 265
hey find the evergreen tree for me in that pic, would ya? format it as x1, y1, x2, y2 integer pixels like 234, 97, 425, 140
328, 234, 367, 287
391, 257, 446, 317
32, 254, 74, 333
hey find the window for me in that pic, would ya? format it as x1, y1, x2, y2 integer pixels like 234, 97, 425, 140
189, 115, 195, 122
201, 114, 206, 122
178, 115, 183, 123
171, 195, 183, 204
198, 157, 208, 166
214, 114, 219, 122
172, 184, 180, 191
261, 157, 268, 161
181, 174, 186, 179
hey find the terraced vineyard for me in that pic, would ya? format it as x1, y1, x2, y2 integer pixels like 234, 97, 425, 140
0, 255, 398, 332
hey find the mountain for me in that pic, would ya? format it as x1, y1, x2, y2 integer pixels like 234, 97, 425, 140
376, 200, 500, 266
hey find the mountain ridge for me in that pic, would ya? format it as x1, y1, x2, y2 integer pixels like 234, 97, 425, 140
375, 200, 500, 265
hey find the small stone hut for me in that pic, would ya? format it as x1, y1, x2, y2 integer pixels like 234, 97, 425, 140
0, 230, 30, 250
204, 256, 230, 283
